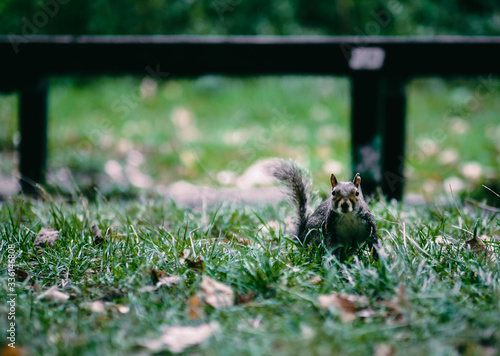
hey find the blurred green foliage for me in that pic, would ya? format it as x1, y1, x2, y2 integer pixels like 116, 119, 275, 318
1, 0, 499, 36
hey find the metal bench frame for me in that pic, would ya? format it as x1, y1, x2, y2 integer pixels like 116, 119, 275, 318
1, 36, 499, 198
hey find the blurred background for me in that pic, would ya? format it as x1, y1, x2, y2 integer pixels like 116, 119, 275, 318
0, 0, 499, 201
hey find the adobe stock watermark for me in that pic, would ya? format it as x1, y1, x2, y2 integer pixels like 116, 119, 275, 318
213, 0, 243, 21
383, 74, 499, 193
62, 64, 170, 167
8, 0, 71, 54
6, 244, 17, 349
340, 0, 403, 66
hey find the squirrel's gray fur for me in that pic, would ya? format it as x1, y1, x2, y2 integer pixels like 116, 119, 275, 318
267, 159, 379, 261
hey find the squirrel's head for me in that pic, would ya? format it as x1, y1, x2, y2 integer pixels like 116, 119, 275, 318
330, 173, 362, 214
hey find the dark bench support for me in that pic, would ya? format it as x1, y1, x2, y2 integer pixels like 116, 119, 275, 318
19, 76, 48, 196
381, 77, 407, 201
351, 74, 406, 199
351, 73, 384, 196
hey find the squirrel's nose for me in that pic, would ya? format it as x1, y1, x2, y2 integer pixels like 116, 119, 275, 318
341, 202, 349, 211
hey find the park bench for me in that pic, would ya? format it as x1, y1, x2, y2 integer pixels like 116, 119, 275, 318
1, 35, 499, 199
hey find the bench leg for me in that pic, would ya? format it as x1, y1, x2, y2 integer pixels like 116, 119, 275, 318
381, 77, 407, 201
19, 76, 48, 195
351, 73, 383, 196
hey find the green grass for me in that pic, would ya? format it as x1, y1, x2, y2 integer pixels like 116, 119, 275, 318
1, 194, 499, 355
1, 76, 499, 353
0, 76, 498, 200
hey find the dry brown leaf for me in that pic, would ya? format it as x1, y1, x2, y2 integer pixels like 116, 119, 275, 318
374, 343, 395, 356
238, 237, 252, 245
13, 268, 29, 283
308, 276, 323, 285
149, 268, 169, 284
227, 231, 252, 245
144, 322, 220, 353
140, 275, 181, 292
465, 235, 497, 264
37, 286, 69, 302
357, 308, 377, 318
178, 249, 191, 265
92, 224, 104, 245
90, 301, 106, 313
186, 256, 204, 273
157, 275, 181, 288
32, 282, 42, 292
116, 305, 130, 314
187, 295, 204, 320
139, 285, 158, 292
318, 294, 357, 322
34, 228, 60, 249
237, 291, 255, 304
200, 276, 234, 308
1, 344, 28, 356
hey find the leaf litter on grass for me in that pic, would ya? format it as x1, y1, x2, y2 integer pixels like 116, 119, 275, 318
3, 194, 500, 355
33, 227, 60, 250
37, 286, 70, 303
200, 276, 234, 309
318, 284, 409, 324
142, 322, 221, 353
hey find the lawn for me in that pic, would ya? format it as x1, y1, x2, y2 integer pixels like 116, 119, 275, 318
1, 193, 499, 355
0, 76, 499, 355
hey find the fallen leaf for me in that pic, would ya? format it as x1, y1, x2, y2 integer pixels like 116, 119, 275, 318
90, 301, 106, 313
0, 344, 28, 356
318, 294, 357, 322
37, 286, 69, 302
357, 308, 377, 318
465, 235, 497, 264
144, 322, 220, 353
140, 275, 181, 292
157, 275, 181, 288
14, 268, 29, 282
200, 276, 234, 308
308, 276, 323, 285
178, 249, 191, 265
32, 282, 42, 292
34, 228, 60, 249
149, 268, 169, 284
92, 224, 104, 245
374, 343, 395, 356
227, 231, 251, 245
187, 295, 204, 320
117, 305, 130, 314
186, 256, 204, 273
237, 291, 255, 304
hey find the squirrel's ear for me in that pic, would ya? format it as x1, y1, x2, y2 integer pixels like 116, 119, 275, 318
331, 174, 338, 188
353, 173, 361, 188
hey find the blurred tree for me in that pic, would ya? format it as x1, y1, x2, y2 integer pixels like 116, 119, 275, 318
0, 0, 499, 36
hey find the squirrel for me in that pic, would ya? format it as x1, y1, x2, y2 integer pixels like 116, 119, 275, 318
266, 159, 379, 261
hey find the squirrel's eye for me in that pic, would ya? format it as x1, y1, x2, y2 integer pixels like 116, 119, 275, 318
355, 191, 359, 196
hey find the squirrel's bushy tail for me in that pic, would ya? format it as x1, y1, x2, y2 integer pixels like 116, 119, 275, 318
266, 159, 310, 240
